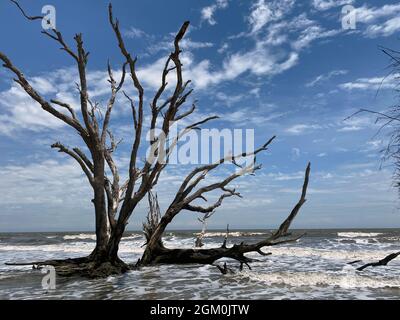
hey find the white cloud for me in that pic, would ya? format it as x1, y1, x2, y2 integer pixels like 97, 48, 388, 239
267, 171, 304, 181
0, 67, 119, 135
201, 0, 229, 26
123, 27, 148, 39
339, 74, 398, 90
312, 0, 354, 11
285, 124, 322, 135
181, 39, 214, 50
306, 70, 348, 87
248, 0, 295, 33
0, 159, 91, 206
354, 4, 400, 38
355, 4, 400, 24
146, 36, 214, 56
292, 26, 340, 51
215, 92, 244, 106
217, 43, 229, 54
310, 2, 400, 38
0, 85, 64, 135
365, 16, 400, 38
137, 47, 299, 90
338, 115, 376, 132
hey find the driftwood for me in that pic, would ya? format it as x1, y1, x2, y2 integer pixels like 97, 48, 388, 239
195, 212, 215, 248
139, 163, 311, 269
356, 252, 400, 271
347, 260, 363, 265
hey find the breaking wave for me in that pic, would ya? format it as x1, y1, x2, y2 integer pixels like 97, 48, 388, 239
337, 232, 383, 238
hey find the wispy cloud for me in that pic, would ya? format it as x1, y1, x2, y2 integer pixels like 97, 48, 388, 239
306, 70, 348, 87
123, 26, 149, 39
355, 4, 400, 38
248, 0, 295, 34
201, 0, 229, 26
338, 115, 376, 133
285, 124, 322, 135
339, 74, 398, 90
291, 26, 340, 51
312, 0, 354, 11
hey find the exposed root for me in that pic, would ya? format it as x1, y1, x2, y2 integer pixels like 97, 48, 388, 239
6, 256, 132, 278
215, 262, 235, 274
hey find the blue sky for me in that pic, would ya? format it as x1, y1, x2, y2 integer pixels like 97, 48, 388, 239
1, 0, 400, 231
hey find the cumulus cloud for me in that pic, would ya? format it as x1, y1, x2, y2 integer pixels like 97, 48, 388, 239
0, 67, 118, 135
136, 47, 299, 90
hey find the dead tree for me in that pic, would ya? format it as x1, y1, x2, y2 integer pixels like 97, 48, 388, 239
143, 191, 162, 248
139, 163, 311, 268
1, 2, 217, 276
195, 211, 215, 248
346, 47, 400, 195
2, 1, 311, 277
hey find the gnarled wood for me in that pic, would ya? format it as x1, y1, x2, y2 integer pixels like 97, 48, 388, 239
356, 252, 400, 271
140, 163, 311, 267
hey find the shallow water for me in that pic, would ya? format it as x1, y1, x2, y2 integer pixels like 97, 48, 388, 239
0, 229, 399, 300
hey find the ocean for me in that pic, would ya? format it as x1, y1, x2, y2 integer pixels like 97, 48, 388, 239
0, 229, 399, 300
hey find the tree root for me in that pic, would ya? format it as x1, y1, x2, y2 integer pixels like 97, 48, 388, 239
6, 256, 133, 278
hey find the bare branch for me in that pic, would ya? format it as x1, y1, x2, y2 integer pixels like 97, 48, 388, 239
0, 52, 86, 135
10, 0, 43, 21
271, 162, 311, 239
50, 99, 77, 120
109, 3, 145, 205
101, 61, 127, 144
51, 142, 94, 186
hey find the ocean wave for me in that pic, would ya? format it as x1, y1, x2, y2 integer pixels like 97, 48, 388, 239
194, 232, 266, 238
337, 232, 382, 238
240, 269, 400, 289
337, 238, 377, 244
63, 234, 96, 240
265, 246, 396, 262
0, 242, 144, 254
62, 233, 143, 241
